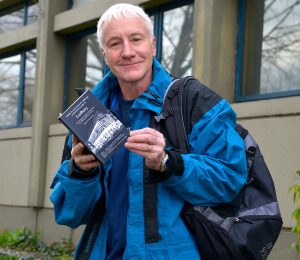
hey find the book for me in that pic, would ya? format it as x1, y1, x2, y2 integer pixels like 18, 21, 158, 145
59, 89, 129, 163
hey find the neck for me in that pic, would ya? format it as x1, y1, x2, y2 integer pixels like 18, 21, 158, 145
118, 83, 147, 100
118, 74, 152, 100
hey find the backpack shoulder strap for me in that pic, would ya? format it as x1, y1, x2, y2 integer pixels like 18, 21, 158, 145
154, 76, 195, 154
171, 76, 195, 154
235, 123, 249, 140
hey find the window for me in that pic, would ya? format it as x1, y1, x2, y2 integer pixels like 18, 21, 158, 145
68, 0, 95, 9
0, 0, 39, 34
236, 0, 300, 101
149, 0, 194, 77
64, 29, 106, 109
0, 48, 36, 128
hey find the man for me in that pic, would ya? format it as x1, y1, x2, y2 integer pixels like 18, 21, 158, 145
50, 3, 247, 259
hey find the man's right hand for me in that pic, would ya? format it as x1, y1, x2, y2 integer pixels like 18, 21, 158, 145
71, 135, 101, 171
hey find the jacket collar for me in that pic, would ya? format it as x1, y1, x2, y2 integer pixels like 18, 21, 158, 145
91, 58, 173, 115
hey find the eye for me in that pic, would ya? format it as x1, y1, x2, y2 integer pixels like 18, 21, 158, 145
110, 42, 120, 47
131, 36, 143, 43
108, 40, 121, 48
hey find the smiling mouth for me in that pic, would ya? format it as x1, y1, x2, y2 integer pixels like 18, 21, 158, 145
120, 62, 142, 67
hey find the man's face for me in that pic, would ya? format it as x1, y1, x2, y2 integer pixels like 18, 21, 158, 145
101, 16, 156, 86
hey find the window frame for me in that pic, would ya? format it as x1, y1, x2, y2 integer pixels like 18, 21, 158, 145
0, 45, 36, 129
147, 0, 194, 62
64, 28, 109, 111
235, 0, 300, 102
0, 0, 37, 27
0, 0, 38, 129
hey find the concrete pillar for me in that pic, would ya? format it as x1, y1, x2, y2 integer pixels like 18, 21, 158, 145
192, 0, 238, 102
28, 0, 67, 207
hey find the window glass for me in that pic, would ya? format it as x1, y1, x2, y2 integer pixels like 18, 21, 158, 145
85, 33, 104, 88
239, 0, 300, 98
0, 7, 24, 33
0, 1, 39, 34
260, 0, 300, 94
67, 32, 104, 107
70, 0, 95, 8
23, 49, 36, 124
162, 4, 194, 77
0, 54, 21, 127
27, 3, 39, 24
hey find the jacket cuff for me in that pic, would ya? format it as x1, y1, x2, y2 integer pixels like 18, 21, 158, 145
149, 149, 184, 183
68, 159, 99, 179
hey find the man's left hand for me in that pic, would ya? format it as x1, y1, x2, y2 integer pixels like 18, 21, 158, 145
124, 127, 166, 171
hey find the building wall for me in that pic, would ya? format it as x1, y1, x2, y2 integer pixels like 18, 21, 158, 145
0, 0, 299, 258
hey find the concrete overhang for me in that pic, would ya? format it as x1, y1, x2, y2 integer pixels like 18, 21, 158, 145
53, 0, 146, 34
0, 23, 37, 55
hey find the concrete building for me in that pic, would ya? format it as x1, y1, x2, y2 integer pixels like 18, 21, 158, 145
0, 0, 299, 259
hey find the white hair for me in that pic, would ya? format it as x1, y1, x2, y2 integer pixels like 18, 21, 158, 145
97, 3, 154, 49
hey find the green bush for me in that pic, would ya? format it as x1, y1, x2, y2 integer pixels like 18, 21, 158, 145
290, 169, 300, 253
0, 227, 74, 258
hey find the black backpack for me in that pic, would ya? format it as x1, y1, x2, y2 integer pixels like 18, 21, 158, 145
153, 76, 283, 260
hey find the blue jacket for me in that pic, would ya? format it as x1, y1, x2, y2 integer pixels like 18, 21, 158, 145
50, 59, 247, 259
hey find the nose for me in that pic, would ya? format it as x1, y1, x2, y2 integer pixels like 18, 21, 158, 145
122, 41, 135, 58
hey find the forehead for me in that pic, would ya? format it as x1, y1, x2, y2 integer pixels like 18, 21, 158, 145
102, 16, 149, 40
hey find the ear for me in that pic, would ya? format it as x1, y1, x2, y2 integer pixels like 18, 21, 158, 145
151, 36, 156, 56
101, 48, 109, 65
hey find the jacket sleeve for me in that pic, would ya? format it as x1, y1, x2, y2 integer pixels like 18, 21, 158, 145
49, 135, 102, 229
164, 98, 247, 207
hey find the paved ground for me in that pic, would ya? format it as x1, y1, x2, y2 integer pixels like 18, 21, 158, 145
0, 247, 48, 259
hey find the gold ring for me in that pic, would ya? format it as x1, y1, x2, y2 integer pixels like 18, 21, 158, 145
147, 145, 152, 152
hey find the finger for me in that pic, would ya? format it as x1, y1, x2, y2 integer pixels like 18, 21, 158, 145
79, 158, 101, 168
71, 142, 84, 156
79, 153, 98, 162
130, 127, 162, 137
76, 159, 101, 172
74, 153, 99, 166
127, 148, 155, 159
125, 142, 154, 153
72, 135, 79, 147
127, 133, 165, 146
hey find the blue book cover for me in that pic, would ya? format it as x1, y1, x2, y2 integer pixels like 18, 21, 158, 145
59, 90, 129, 163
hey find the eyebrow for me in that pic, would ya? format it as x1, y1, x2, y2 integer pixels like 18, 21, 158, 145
106, 32, 146, 43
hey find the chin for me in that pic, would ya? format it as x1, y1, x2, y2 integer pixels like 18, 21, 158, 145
120, 73, 144, 82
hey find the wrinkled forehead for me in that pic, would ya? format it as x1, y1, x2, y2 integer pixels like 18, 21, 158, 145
102, 13, 145, 30
102, 15, 150, 39
98, 11, 153, 49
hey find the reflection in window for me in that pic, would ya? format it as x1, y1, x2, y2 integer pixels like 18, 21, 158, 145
162, 4, 194, 77
261, 0, 300, 94
0, 6, 24, 33
24, 50, 36, 124
0, 49, 36, 128
239, 0, 300, 98
149, 1, 194, 77
86, 34, 105, 88
0, 1, 39, 34
0, 55, 20, 127
66, 32, 105, 108
27, 3, 39, 25
69, 0, 95, 9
